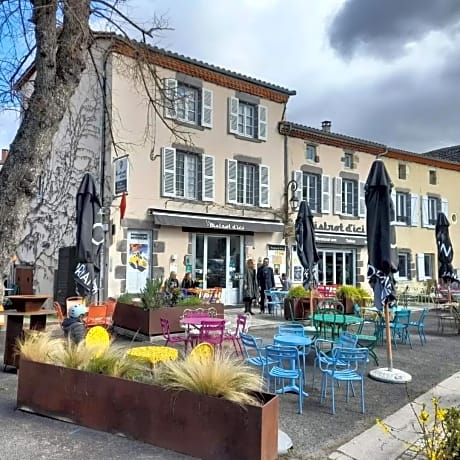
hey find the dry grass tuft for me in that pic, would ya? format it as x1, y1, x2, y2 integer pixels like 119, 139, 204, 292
154, 351, 264, 406
16, 332, 64, 364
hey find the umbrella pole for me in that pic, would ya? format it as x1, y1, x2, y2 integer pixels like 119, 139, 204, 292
384, 302, 393, 371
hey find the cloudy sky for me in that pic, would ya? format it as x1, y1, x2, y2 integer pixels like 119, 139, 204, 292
1, 0, 460, 153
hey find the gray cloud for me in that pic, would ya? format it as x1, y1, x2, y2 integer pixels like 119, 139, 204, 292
329, 0, 460, 58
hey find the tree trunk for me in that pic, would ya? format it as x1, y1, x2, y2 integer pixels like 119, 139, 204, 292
0, 0, 91, 299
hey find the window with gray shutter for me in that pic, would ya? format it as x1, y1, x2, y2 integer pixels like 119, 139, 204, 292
321, 175, 331, 214
410, 193, 419, 226
358, 181, 366, 217
202, 155, 215, 201
161, 147, 176, 197
257, 105, 268, 141
228, 97, 239, 134
226, 159, 238, 203
201, 89, 213, 128
333, 177, 342, 215
259, 164, 270, 207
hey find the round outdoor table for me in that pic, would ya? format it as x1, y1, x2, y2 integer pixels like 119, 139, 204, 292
312, 313, 362, 329
273, 334, 312, 397
126, 346, 178, 366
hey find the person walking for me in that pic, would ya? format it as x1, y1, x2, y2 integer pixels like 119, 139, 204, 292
242, 259, 258, 315
257, 257, 275, 313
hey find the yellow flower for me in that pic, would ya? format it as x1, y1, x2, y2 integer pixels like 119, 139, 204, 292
419, 410, 430, 424
436, 408, 447, 422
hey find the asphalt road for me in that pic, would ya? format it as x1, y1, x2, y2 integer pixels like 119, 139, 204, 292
0, 308, 458, 460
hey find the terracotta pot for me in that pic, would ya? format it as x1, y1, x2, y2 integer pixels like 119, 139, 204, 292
17, 359, 279, 460
112, 302, 225, 336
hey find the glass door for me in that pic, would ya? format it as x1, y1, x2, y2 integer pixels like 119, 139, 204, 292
206, 236, 227, 288
318, 249, 356, 285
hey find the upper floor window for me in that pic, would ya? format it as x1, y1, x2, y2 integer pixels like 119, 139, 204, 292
161, 147, 215, 201
398, 163, 407, 180
227, 159, 269, 207
417, 253, 434, 280
306, 145, 316, 161
427, 196, 440, 225
292, 170, 331, 214
343, 152, 354, 169
228, 97, 267, 141
429, 170, 437, 185
395, 191, 410, 224
163, 79, 213, 128
421, 195, 444, 228
333, 177, 365, 217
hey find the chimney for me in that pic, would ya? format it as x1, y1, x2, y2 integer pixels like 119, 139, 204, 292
1, 149, 9, 162
321, 120, 331, 133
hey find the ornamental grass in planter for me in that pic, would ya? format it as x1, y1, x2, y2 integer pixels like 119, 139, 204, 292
16, 333, 278, 460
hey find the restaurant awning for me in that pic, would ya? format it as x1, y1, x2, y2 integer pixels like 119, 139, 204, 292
148, 209, 284, 233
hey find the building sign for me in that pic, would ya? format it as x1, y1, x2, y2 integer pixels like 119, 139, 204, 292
114, 156, 129, 195
206, 220, 245, 231
267, 244, 286, 284
126, 230, 151, 293
315, 232, 367, 246
314, 221, 365, 234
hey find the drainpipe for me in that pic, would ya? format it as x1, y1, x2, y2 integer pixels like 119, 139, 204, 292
281, 120, 292, 280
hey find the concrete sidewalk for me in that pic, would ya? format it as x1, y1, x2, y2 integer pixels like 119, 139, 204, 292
329, 371, 460, 460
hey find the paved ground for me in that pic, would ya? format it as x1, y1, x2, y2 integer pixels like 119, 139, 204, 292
0, 305, 458, 459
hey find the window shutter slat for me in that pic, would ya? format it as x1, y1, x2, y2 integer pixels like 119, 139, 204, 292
202, 154, 215, 201
358, 181, 366, 217
333, 177, 342, 215
259, 164, 270, 207
163, 78, 177, 119
201, 89, 213, 128
421, 195, 429, 227
321, 175, 331, 214
293, 170, 303, 204
161, 147, 176, 197
226, 159, 238, 203
417, 253, 425, 281
228, 97, 239, 134
410, 193, 419, 227
257, 105, 268, 141
441, 198, 448, 217
390, 190, 397, 224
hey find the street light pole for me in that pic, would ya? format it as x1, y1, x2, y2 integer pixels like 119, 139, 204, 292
285, 179, 299, 282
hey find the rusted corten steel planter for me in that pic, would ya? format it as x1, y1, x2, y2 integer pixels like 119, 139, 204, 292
17, 359, 279, 460
112, 302, 224, 336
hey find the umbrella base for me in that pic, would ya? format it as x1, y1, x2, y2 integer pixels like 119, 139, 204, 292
369, 367, 412, 383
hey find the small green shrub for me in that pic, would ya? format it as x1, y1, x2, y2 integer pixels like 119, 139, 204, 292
117, 292, 142, 305
337, 285, 362, 301
176, 296, 203, 307
141, 278, 166, 309
287, 285, 310, 299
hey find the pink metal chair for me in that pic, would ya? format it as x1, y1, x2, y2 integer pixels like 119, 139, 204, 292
160, 317, 190, 352
223, 314, 248, 356
198, 319, 226, 351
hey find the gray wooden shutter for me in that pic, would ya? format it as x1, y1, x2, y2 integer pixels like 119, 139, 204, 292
358, 181, 366, 217
226, 159, 238, 203
228, 97, 239, 134
257, 105, 268, 141
163, 78, 177, 119
417, 253, 425, 281
441, 198, 448, 217
293, 170, 303, 204
201, 88, 213, 128
333, 177, 342, 215
390, 190, 397, 224
161, 147, 176, 197
259, 164, 270, 207
202, 154, 215, 201
321, 175, 331, 214
421, 195, 429, 227
410, 193, 419, 226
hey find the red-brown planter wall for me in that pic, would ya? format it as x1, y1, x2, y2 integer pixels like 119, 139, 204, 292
17, 359, 278, 460
112, 302, 224, 335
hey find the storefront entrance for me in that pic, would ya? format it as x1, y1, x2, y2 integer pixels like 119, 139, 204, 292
192, 234, 244, 305
317, 249, 356, 285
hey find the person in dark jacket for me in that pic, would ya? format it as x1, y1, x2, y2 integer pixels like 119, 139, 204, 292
257, 257, 275, 314
242, 259, 258, 315
62, 304, 87, 344
181, 272, 198, 289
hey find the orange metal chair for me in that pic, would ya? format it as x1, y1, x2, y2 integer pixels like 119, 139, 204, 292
66, 296, 84, 316
85, 304, 108, 329
53, 301, 66, 325
105, 297, 117, 327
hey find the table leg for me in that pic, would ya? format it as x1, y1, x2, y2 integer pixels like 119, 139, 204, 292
274, 357, 309, 397
3, 315, 25, 370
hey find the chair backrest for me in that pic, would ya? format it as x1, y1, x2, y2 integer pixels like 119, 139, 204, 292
183, 308, 208, 318
239, 332, 264, 360
188, 342, 214, 363
234, 314, 248, 336
105, 298, 117, 317
278, 323, 305, 336
160, 317, 171, 340
317, 299, 344, 314
208, 287, 222, 304
66, 296, 84, 314
353, 304, 361, 317
269, 290, 285, 303
335, 331, 358, 348
53, 301, 65, 324
393, 309, 411, 325
207, 307, 217, 317
85, 304, 108, 327
265, 345, 301, 370
332, 347, 369, 375
199, 319, 225, 344
415, 307, 428, 325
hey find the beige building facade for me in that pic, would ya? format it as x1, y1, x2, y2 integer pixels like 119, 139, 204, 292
14, 34, 460, 303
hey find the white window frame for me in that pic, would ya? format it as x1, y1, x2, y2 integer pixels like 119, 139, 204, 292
228, 97, 268, 141
176, 84, 199, 124
306, 145, 316, 161
396, 191, 410, 225
344, 152, 353, 169
397, 252, 410, 280
302, 172, 320, 213
341, 179, 355, 216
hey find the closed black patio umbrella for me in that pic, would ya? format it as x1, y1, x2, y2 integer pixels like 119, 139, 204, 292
295, 200, 319, 291
73, 173, 103, 299
436, 212, 457, 300
365, 159, 411, 383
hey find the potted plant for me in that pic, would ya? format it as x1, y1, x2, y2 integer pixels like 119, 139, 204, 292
284, 285, 312, 320
336, 285, 369, 314
16, 333, 278, 460
112, 278, 224, 338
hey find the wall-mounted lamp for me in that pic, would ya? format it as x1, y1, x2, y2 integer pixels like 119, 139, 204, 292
170, 254, 178, 262
287, 179, 299, 212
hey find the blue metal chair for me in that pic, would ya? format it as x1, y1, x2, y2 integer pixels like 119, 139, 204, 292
239, 333, 277, 378
390, 309, 412, 349
319, 346, 369, 415
277, 323, 311, 379
264, 345, 305, 414
408, 307, 428, 345
267, 290, 285, 317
